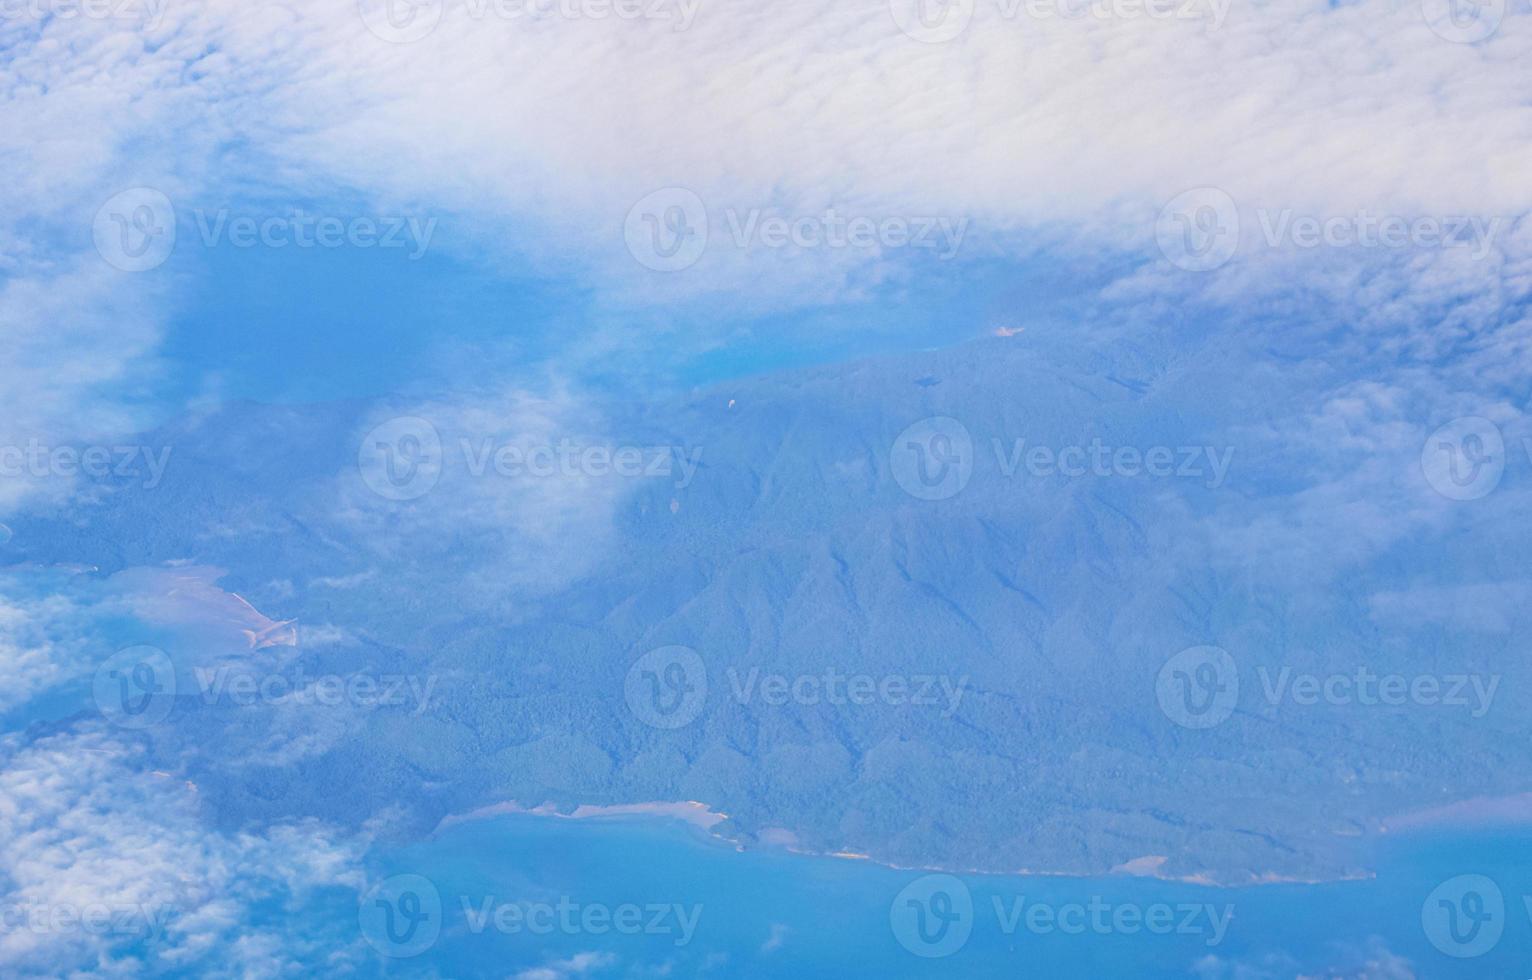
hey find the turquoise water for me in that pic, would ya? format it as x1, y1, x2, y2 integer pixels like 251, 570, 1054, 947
352, 815, 1532, 978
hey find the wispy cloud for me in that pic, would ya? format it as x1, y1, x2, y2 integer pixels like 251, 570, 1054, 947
513, 950, 618, 980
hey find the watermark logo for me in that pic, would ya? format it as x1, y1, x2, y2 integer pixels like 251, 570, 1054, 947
890, 874, 973, 957
1422, 874, 1503, 957
358, 416, 444, 501
625, 187, 709, 272
1421, 0, 1505, 43
359, 0, 444, 41
891, 417, 974, 501
1421, 416, 1504, 501
360, 874, 442, 957
625, 645, 708, 729
93, 645, 176, 728
94, 188, 176, 273
890, 0, 975, 41
1156, 645, 1238, 729
1156, 187, 1240, 272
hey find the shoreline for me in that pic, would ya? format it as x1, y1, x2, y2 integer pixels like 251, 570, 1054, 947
432, 798, 1379, 888
435, 799, 731, 835
1381, 792, 1532, 833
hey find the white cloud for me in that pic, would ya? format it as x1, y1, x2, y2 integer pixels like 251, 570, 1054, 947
1193, 937, 1415, 979
0, 727, 366, 977
7, 0, 1528, 333
0, 583, 81, 714
207, 0, 1532, 306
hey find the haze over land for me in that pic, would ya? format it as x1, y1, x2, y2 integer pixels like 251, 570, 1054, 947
11, 322, 1526, 885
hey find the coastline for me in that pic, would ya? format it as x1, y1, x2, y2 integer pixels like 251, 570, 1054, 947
435, 799, 731, 834
1382, 792, 1532, 833
431, 798, 1376, 888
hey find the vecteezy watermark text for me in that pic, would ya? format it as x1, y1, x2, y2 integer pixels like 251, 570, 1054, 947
726, 666, 968, 716
92, 188, 440, 272
358, 874, 702, 958
1156, 645, 1501, 729
0, 0, 164, 26
625, 188, 969, 272
0, 901, 176, 939
992, 438, 1233, 485
888, 874, 1233, 958
192, 666, 438, 715
357, 417, 704, 501
1257, 665, 1498, 718
358, 0, 702, 43
460, 895, 701, 945
458, 438, 700, 484
990, 895, 1232, 945
890, 416, 1235, 501
0, 441, 172, 489
192, 210, 437, 260
622, 647, 967, 729
1156, 188, 1511, 272
721, 209, 967, 260
889, 0, 1232, 44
